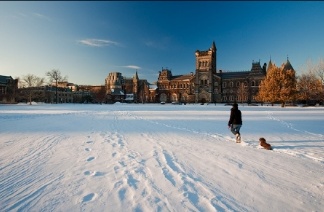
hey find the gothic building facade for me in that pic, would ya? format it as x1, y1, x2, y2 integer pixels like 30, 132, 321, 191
105, 71, 150, 103
156, 42, 268, 104
105, 41, 294, 104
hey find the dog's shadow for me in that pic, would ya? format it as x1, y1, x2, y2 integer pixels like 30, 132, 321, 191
268, 139, 324, 150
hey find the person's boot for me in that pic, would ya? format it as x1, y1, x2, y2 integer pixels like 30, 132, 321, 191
236, 133, 241, 143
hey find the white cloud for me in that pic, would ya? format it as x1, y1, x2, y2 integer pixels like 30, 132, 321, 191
78, 39, 119, 47
33, 13, 51, 21
123, 65, 141, 70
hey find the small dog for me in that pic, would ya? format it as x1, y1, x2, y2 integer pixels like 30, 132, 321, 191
259, 137, 273, 150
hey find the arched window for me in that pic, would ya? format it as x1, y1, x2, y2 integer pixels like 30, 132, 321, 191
236, 82, 240, 87
230, 81, 234, 87
223, 82, 226, 88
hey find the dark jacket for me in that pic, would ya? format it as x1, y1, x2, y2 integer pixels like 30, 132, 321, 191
228, 106, 242, 126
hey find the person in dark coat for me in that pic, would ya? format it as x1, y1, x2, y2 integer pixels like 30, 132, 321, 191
228, 103, 242, 142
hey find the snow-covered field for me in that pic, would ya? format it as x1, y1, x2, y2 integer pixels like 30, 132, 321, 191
0, 103, 323, 212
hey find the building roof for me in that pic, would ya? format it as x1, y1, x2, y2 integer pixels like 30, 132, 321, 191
217, 71, 250, 80
171, 74, 194, 81
282, 58, 294, 71
0, 75, 13, 84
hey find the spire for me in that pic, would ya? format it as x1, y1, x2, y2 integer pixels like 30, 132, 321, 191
283, 56, 294, 71
267, 56, 274, 72
135, 70, 138, 79
133, 70, 139, 81
211, 41, 216, 50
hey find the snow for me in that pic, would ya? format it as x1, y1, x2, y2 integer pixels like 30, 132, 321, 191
0, 103, 323, 211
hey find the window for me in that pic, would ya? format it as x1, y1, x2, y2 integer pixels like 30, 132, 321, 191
223, 82, 226, 88
230, 81, 234, 87
236, 82, 240, 87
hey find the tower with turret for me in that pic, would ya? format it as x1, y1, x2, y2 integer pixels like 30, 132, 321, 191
194, 41, 217, 103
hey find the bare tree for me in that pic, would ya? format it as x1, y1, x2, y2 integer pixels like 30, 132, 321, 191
316, 58, 324, 85
20, 74, 45, 105
46, 69, 68, 104
297, 59, 324, 105
297, 72, 322, 104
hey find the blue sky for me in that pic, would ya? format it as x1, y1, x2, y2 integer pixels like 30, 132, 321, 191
1, 1, 324, 85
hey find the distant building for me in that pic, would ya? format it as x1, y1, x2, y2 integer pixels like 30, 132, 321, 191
16, 85, 74, 103
218, 61, 267, 104
0, 75, 18, 103
156, 42, 270, 104
104, 41, 295, 104
105, 71, 151, 103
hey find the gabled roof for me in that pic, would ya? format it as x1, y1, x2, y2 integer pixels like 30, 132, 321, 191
282, 58, 294, 71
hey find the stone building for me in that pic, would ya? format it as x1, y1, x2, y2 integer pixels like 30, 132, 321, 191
156, 41, 268, 104
0, 75, 18, 103
105, 71, 150, 103
16, 86, 74, 103
218, 61, 267, 103
104, 41, 295, 104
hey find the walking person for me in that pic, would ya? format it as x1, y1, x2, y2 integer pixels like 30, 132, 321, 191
228, 103, 242, 143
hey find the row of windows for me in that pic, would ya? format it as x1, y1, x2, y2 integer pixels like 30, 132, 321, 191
200, 80, 208, 85
160, 83, 192, 89
222, 95, 257, 101
57, 93, 73, 97
198, 61, 209, 67
223, 80, 260, 88
0, 87, 6, 94
222, 96, 248, 101
160, 81, 259, 89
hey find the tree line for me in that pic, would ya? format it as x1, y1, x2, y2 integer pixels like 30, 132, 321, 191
19, 69, 67, 105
